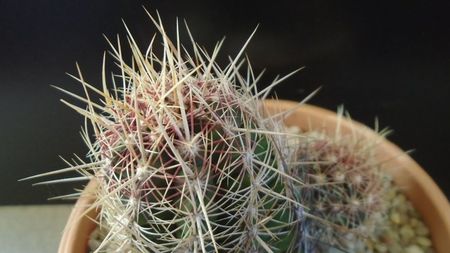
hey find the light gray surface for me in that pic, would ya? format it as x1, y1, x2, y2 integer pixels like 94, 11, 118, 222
0, 205, 72, 253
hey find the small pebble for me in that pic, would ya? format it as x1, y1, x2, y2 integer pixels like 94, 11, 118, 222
393, 194, 406, 206
416, 224, 430, 236
410, 218, 420, 228
389, 244, 403, 253
386, 189, 397, 200
390, 211, 401, 224
417, 236, 432, 247
400, 225, 415, 241
405, 245, 425, 253
374, 243, 388, 252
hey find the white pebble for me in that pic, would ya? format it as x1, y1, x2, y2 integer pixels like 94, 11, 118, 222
405, 245, 424, 253
417, 236, 432, 247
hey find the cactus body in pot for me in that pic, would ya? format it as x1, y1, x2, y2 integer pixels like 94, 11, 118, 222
62, 15, 301, 253
289, 118, 390, 252
27, 12, 392, 253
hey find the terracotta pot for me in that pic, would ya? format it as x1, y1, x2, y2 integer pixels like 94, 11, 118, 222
59, 100, 450, 253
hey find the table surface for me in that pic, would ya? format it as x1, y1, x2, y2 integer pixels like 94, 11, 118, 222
0, 205, 72, 253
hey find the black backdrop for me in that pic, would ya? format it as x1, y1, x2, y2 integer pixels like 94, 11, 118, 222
1, 0, 449, 205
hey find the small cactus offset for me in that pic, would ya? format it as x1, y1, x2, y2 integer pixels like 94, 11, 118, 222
26, 10, 393, 253
289, 115, 391, 252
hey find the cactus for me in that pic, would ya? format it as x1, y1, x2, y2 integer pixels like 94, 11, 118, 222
289, 115, 391, 252
25, 10, 392, 253
54, 12, 303, 253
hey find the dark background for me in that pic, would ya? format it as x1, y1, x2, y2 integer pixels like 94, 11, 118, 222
1, 0, 449, 205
